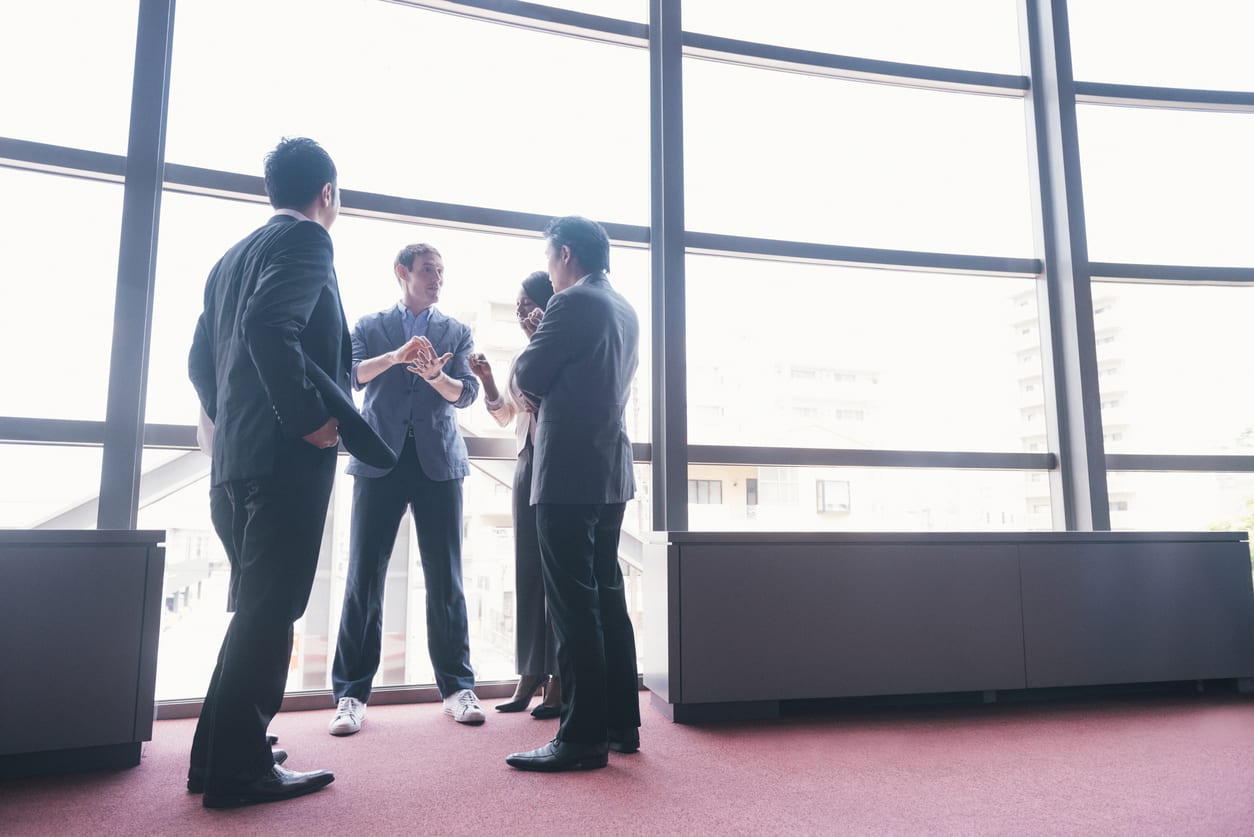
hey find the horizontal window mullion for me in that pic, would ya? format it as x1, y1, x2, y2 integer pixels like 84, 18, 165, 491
1089, 262, 1254, 285
687, 232, 1041, 277
1075, 81, 1254, 114
684, 32, 1028, 96
1107, 454, 1254, 472
690, 445, 1055, 471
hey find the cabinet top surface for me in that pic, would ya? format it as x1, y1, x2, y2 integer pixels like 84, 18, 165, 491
666, 531, 1248, 545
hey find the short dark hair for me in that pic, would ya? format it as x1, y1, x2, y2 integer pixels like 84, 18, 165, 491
544, 216, 610, 274
521, 270, 553, 309
263, 137, 337, 210
395, 243, 441, 271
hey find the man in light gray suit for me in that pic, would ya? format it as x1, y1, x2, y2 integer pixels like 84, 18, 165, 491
506, 216, 641, 772
328, 243, 485, 735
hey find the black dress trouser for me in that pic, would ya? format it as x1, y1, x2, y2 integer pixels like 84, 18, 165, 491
189, 440, 338, 787
536, 501, 641, 745
514, 444, 556, 677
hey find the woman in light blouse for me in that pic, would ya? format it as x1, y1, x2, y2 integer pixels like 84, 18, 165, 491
470, 271, 561, 718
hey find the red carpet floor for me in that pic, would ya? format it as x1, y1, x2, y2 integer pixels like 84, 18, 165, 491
3, 691, 1254, 835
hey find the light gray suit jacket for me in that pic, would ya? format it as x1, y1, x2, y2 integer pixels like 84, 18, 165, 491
345, 305, 478, 480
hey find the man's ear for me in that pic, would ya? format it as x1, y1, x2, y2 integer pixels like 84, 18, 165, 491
321, 182, 334, 206
394, 263, 407, 284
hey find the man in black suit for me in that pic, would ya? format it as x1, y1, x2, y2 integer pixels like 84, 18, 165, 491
187, 137, 347, 807
506, 216, 642, 772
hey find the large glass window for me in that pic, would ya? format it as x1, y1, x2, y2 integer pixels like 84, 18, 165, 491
682, 0, 1022, 75
685, 255, 1046, 452
0, 0, 138, 153
1091, 281, 1254, 456
684, 60, 1034, 254
0, 169, 121, 421
1078, 105, 1254, 266
686, 463, 1050, 532
1069, 1, 1254, 91
166, 0, 649, 223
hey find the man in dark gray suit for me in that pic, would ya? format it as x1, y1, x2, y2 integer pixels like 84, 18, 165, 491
506, 216, 641, 772
328, 243, 485, 735
187, 137, 345, 807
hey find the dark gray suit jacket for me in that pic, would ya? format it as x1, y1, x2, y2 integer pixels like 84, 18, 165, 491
345, 305, 478, 480
514, 272, 638, 505
188, 214, 352, 485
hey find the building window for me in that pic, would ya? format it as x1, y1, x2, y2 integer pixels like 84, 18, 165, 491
816, 479, 851, 513
1110, 500, 1129, 512
688, 479, 723, 504
746, 478, 759, 506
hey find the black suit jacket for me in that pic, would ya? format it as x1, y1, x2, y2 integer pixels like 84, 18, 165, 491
189, 214, 352, 484
514, 272, 638, 505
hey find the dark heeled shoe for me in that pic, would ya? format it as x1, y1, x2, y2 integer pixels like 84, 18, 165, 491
531, 675, 562, 719
496, 674, 548, 713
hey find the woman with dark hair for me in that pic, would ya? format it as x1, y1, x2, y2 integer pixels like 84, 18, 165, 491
470, 271, 561, 718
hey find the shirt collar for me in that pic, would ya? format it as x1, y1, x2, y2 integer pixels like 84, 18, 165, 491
558, 273, 594, 294
273, 208, 313, 223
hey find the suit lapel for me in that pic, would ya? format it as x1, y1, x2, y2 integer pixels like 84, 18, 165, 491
384, 304, 406, 349
426, 307, 451, 352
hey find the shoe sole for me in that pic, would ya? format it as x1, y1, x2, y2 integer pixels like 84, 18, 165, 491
608, 742, 639, 754
202, 775, 335, 809
446, 712, 486, 725
328, 725, 361, 736
506, 756, 607, 772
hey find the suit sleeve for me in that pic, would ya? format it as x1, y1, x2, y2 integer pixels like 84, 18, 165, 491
446, 323, 480, 409
188, 311, 216, 420
188, 261, 221, 420
241, 221, 334, 438
350, 317, 370, 391
514, 292, 578, 403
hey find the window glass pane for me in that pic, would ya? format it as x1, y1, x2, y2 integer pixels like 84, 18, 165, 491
150, 199, 652, 442
1093, 282, 1254, 456
1107, 472, 1254, 537
684, 61, 1034, 255
0, 169, 120, 421
0, 444, 103, 529
0, 0, 137, 153
686, 256, 1046, 452
166, 0, 649, 223
1078, 105, 1254, 266
683, 0, 1021, 74
1069, 1, 1254, 91
688, 464, 1052, 532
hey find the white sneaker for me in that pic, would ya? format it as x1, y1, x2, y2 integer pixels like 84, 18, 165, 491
443, 689, 486, 725
329, 696, 366, 736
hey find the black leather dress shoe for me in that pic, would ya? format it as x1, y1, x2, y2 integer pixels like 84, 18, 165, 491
202, 764, 334, 809
608, 728, 640, 754
506, 739, 608, 772
267, 734, 279, 746
187, 749, 287, 794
